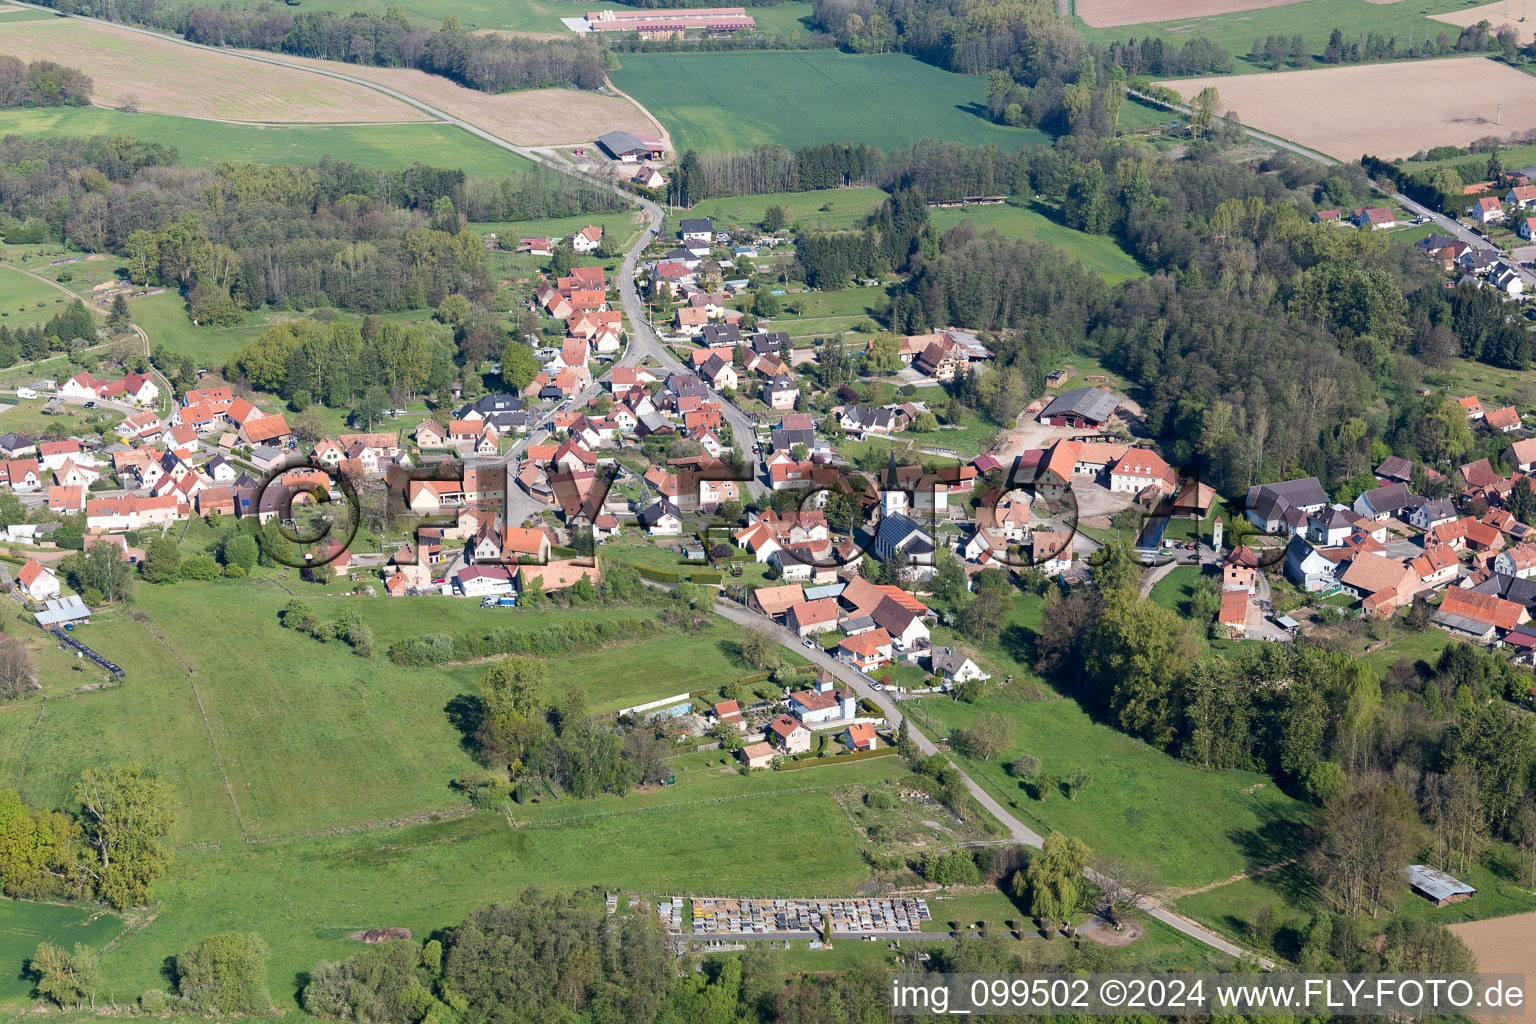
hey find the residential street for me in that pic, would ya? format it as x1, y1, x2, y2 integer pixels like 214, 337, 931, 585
1387, 187, 1536, 289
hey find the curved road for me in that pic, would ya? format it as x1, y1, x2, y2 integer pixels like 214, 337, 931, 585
26, 1, 1252, 964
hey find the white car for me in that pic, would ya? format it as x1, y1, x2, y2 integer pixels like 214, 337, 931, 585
801, 638, 816, 649
15, 387, 37, 400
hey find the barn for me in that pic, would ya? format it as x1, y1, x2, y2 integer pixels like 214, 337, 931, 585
1404, 864, 1476, 907
1038, 387, 1120, 428
597, 130, 666, 162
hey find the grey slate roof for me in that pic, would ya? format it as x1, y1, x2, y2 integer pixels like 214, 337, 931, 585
1039, 387, 1120, 423
638, 498, 681, 526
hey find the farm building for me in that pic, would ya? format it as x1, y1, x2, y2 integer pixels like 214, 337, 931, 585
597, 130, 666, 162
582, 6, 755, 37
1037, 387, 1119, 428
1403, 864, 1475, 907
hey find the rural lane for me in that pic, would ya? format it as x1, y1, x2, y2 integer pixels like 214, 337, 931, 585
713, 598, 1270, 967
1126, 88, 1337, 167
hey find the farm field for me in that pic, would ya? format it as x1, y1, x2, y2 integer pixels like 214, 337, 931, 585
238, 51, 658, 146
1075, 0, 1303, 29
609, 51, 1051, 154
1158, 57, 1536, 160
929, 200, 1148, 285
0, 19, 426, 124
0, 107, 531, 177
1077, 0, 1474, 70
0, 901, 126, 1003
1430, 0, 1536, 44
1450, 910, 1536, 978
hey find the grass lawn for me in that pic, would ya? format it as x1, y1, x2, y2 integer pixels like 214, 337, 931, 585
128, 292, 284, 369
768, 285, 887, 338
1074, 0, 1474, 76
0, 573, 938, 1009
0, 399, 120, 437
691, 188, 888, 233
0, 107, 531, 178
0, 901, 126, 1002
1148, 565, 1209, 618
1425, 355, 1536, 411
929, 199, 1148, 286
609, 51, 1051, 154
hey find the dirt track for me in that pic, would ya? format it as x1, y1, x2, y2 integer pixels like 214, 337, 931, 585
0, 19, 427, 123
1159, 57, 1536, 160
1076, 0, 1302, 28
237, 51, 657, 147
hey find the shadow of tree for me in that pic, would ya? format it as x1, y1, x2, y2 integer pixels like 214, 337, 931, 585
444, 693, 484, 753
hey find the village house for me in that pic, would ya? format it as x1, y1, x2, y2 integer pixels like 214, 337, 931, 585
16, 558, 60, 600
737, 742, 775, 769
1338, 552, 1419, 617
842, 722, 877, 752
767, 714, 812, 754
928, 646, 988, 684
638, 498, 683, 535
1245, 477, 1329, 534
1468, 197, 1505, 224
836, 628, 893, 671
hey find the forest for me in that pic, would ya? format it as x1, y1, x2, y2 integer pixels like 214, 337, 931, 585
0, 133, 621, 315
0, 57, 93, 109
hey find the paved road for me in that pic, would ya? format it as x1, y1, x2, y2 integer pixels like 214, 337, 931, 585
713, 597, 1271, 966
1386, 187, 1536, 288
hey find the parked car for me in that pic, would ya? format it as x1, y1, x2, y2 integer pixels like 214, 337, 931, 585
15, 387, 37, 400
801, 638, 816, 649
83, 401, 99, 409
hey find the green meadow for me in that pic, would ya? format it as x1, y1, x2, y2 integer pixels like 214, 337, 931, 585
0, 901, 126, 1002
929, 200, 1148, 285
609, 51, 1051, 154
0, 107, 531, 177
0, 577, 913, 1006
